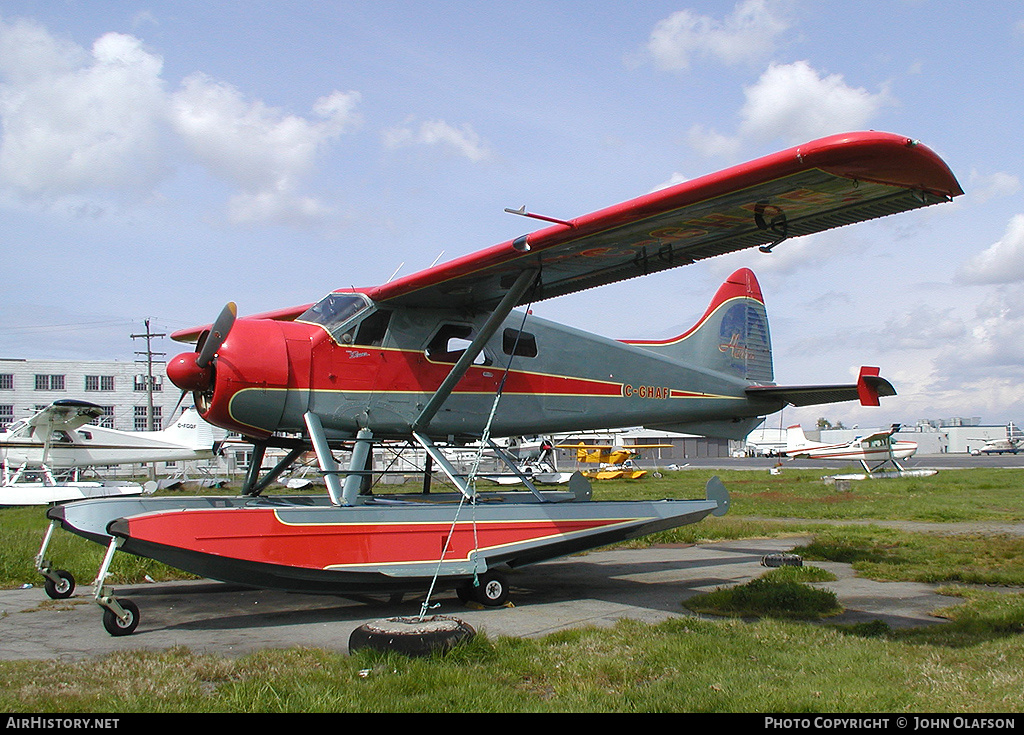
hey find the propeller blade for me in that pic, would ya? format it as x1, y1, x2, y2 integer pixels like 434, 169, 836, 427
196, 302, 237, 368
169, 388, 188, 425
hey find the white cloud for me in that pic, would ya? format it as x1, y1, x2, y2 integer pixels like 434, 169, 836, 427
968, 169, 1021, 203
0, 18, 361, 224
686, 125, 741, 159
690, 60, 893, 156
957, 214, 1024, 285
382, 118, 494, 162
649, 172, 689, 193
739, 61, 892, 143
645, 0, 790, 71
953, 285, 1024, 375
814, 285, 1024, 420
169, 74, 361, 224
225, 188, 332, 227
0, 23, 168, 197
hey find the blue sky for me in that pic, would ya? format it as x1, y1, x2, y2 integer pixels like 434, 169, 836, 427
0, 1, 1022, 430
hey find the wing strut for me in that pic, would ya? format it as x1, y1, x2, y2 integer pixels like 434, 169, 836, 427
412, 268, 539, 434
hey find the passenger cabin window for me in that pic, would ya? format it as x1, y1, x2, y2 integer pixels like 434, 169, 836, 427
502, 328, 538, 358
427, 324, 491, 365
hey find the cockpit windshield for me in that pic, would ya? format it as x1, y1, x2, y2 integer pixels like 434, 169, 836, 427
297, 293, 369, 332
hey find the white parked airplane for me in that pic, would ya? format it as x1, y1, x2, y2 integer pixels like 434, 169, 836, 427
0, 400, 218, 504
784, 424, 918, 474
488, 436, 573, 486
970, 422, 1024, 455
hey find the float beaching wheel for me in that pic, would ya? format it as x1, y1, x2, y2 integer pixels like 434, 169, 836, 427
43, 569, 75, 600
459, 570, 510, 607
102, 598, 140, 637
348, 615, 476, 657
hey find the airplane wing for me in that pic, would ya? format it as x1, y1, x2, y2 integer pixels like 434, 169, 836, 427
364, 131, 961, 311
171, 302, 316, 344
26, 400, 106, 432
855, 426, 901, 443
170, 131, 960, 343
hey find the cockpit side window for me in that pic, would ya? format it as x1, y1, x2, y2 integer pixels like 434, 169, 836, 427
297, 294, 369, 333
355, 309, 392, 347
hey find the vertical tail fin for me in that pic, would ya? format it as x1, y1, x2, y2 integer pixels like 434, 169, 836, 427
624, 268, 773, 382
153, 408, 216, 450
785, 425, 812, 453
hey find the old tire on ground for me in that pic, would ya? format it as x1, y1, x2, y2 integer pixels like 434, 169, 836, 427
349, 615, 476, 657
761, 552, 803, 567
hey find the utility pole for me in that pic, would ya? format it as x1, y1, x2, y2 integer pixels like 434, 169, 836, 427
131, 319, 166, 430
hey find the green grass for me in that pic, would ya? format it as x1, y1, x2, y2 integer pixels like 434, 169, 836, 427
0, 505, 198, 589
2, 467, 1024, 712
2, 611, 1023, 712
593, 466, 1024, 522
798, 527, 1024, 586
686, 577, 842, 620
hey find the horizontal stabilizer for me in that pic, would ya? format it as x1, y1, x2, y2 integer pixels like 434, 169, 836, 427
746, 368, 896, 409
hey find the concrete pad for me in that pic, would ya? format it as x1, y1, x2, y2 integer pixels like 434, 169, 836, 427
0, 537, 960, 661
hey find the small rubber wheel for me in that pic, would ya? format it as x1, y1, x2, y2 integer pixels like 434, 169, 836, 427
348, 615, 475, 657
462, 570, 509, 607
102, 599, 140, 637
43, 569, 75, 600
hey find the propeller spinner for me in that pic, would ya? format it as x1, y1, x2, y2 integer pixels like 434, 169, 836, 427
167, 302, 237, 393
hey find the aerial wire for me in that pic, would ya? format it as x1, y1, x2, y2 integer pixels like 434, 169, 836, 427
418, 302, 533, 619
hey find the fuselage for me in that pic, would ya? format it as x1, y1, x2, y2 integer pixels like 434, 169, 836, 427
787, 438, 918, 462
0, 424, 214, 469
180, 294, 775, 443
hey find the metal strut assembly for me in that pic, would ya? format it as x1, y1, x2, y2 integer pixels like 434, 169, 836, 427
303, 413, 377, 506
240, 441, 307, 496
412, 268, 538, 434
409, 268, 539, 499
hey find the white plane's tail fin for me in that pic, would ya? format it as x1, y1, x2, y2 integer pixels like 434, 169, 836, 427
157, 408, 216, 450
785, 425, 813, 453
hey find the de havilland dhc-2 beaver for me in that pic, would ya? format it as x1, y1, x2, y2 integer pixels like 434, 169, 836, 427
38, 131, 962, 635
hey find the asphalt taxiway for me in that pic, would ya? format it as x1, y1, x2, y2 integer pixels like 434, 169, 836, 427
0, 535, 967, 661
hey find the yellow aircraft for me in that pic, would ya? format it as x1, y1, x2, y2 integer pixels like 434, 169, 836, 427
559, 441, 672, 479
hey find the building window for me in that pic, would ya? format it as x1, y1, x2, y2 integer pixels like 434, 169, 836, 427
0, 374, 13, 390
85, 375, 115, 391
134, 405, 161, 431
134, 375, 163, 392
0, 404, 12, 430
34, 374, 65, 390
95, 406, 115, 429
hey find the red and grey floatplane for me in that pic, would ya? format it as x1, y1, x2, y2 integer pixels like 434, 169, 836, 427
39, 132, 962, 635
